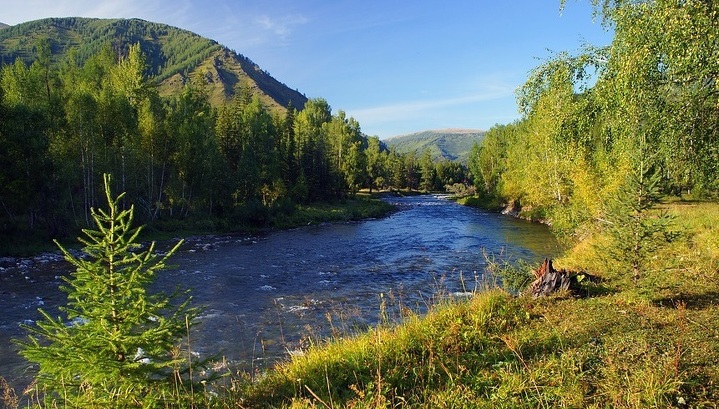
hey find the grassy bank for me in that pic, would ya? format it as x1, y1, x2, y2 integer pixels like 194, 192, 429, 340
270, 194, 396, 229
4, 197, 716, 408
0, 195, 395, 257
223, 199, 719, 408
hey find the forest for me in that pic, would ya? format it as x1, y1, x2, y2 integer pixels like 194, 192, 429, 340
0, 17, 223, 81
469, 0, 718, 240
0, 40, 468, 253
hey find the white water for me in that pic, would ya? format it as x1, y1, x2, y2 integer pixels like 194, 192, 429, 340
0, 194, 559, 387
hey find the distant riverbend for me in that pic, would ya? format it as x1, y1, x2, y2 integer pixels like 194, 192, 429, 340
0, 194, 559, 388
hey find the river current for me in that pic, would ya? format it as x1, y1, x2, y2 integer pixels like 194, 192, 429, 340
0, 194, 559, 388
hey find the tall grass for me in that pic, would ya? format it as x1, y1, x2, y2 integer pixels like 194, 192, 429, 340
230, 286, 692, 408
226, 200, 718, 408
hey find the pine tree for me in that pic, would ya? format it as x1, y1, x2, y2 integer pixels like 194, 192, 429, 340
603, 154, 677, 286
17, 174, 203, 408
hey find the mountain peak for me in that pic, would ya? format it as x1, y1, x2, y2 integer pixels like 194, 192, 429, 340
384, 129, 485, 163
0, 17, 306, 110
386, 128, 485, 140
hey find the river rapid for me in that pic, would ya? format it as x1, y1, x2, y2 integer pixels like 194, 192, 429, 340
0, 194, 559, 388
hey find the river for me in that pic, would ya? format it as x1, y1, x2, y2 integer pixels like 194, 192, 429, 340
0, 194, 559, 388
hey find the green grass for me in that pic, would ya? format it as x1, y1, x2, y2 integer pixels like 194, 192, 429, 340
5, 198, 718, 408
0, 196, 395, 256
270, 195, 395, 229
229, 290, 697, 408
214, 199, 719, 408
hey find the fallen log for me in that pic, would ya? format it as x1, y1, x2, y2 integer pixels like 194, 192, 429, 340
525, 258, 582, 298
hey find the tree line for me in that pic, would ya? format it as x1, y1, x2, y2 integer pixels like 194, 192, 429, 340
469, 0, 718, 241
0, 40, 468, 248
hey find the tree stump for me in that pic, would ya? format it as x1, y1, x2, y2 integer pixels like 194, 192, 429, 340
525, 258, 578, 298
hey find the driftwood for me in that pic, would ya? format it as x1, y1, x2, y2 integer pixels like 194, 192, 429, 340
525, 259, 581, 298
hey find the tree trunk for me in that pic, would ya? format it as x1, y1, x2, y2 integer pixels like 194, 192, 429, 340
525, 259, 579, 298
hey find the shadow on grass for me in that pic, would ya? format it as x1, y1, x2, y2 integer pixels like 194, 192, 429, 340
574, 275, 618, 298
652, 290, 719, 310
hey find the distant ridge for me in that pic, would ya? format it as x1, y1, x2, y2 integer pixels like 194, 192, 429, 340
0, 17, 307, 110
384, 129, 485, 163
0, 22, 9, 30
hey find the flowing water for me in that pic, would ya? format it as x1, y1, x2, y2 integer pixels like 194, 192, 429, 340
0, 194, 560, 388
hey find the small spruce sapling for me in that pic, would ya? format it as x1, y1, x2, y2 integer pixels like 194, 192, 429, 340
17, 174, 203, 407
603, 158, 677, 286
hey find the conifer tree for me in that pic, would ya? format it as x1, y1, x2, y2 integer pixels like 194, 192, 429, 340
18, 174, 203, 408
602, 150, 677, 286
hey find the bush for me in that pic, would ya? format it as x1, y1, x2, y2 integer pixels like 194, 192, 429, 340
233, 198, 270, 227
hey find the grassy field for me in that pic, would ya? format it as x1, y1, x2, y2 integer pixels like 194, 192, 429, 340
222, 199, 719, 408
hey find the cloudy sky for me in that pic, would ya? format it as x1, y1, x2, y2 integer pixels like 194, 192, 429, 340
1, 0, 613, 139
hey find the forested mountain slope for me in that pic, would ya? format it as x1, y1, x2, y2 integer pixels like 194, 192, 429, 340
1, 17, 467, 254
0, 17, 307, 110
384, 129, 485, 163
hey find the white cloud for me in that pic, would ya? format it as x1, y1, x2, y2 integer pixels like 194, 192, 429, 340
349, 85, 513, 125
255, 13, 308, 39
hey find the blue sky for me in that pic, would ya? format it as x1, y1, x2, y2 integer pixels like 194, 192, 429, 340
2, 1, 613, 139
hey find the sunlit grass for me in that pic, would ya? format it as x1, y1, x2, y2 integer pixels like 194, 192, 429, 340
5, 200, 717, 408
228, 284, 697, 408
225, 200, 719, 408
271, 196, 395, 229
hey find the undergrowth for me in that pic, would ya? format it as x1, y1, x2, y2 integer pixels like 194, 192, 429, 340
231, 288, 698, 408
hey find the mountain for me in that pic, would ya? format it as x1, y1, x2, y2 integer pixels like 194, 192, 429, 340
0, 23, 9, 30
384, 129, 485, 163
0, 17, 307, 110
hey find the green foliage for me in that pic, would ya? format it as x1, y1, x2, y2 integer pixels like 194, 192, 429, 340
468, 123, 513, 196
0, 17, 308, 112
601, 161, 678, 284
419, 149, 436, 191
484, 255, 536, 294
1, 38, 437, 252
324, 110, 365, 196
0, 17, 220, 84
444, 182, 475, 198
473, 0, 718, 245
16, 175, 204, 408
364, 136, 384, 193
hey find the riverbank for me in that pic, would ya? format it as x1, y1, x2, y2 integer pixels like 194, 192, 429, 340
0, 194, 396, 257
454, 194, 549, 224
8, 193, 561, 404
228, 200, 719, 407
4, 196, 716, 407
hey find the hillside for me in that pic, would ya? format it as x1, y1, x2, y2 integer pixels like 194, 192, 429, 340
0, 17, 307, 110
0, 23, 9, 30
384, 128, 485, 163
